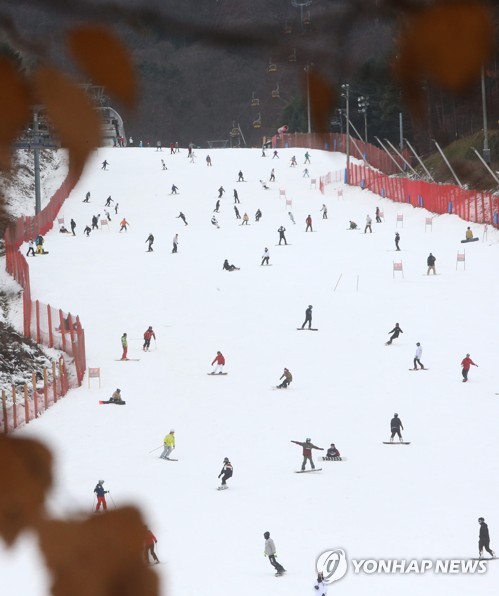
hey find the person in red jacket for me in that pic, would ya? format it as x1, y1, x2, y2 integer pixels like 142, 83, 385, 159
305, 214, 313, 232
461, 353, 478, 382
144, 526, 160, 564
210, 351, 225, 374
291, 438, 324, 471
143, 326, 156, 351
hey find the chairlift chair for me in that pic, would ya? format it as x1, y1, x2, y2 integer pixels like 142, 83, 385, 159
288, 49, 297, 63
250, 91, 260, 107
271, 84, 280, 99
253, 114, 262, 129
284, 21, 292, 34
303, 11, 311, 25
268, 57, 277, 73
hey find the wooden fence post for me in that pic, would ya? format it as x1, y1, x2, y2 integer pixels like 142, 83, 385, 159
24, 384, 30, 424
12, 385, 17, 430
43, 368, 48, 409
52, 361, 58, 403
1, 390, 8, 434
32, 372, 38, 419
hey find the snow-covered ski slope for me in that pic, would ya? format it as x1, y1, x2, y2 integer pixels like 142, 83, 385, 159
4, 147, 499, 595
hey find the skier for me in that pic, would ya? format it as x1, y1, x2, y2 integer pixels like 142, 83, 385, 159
305, 214, 313, 232
301, 305, 313, 329
233, 189, 240, 204
320, 204, 327, 219
161, 159, 167, 170
160, 429, 175, 460
206, 155, 212, 166
101, 160, 109, 170
177, 212, 188, 225
304, 151, 311, 164
172, 233, 179, 253
91, 214, 99, 230
217, 457, 233, 489
303, 168, 309, 177
145, 233, 154, 252
277, 367, 292, 388
119, 218, 129, 232
26, 240, 36, 257
211, 216, 220, 229
84, 225, 91, 237
105, 196, 113, 207
263, 531, 286, 576
234, 205, 241, 219
413, 343, 424, 370
277, 226, 287, 245
375, 206, 382, 223
290, 155, 297, 167
242, 213, 249, 225
390, 413, 404, 442
291, 438, 324, 471
218, 186, 225, 198
461, 353, 478, 382
395, 232, 401, 251
261, 247, 270, 266
313, 572, 327, 595
269, 168, 275, 182
255, 209, 262, 222
213, 199, 220, 213
121, 333, 128, 360
83, 191, 90, 203
143, 326, 156, 351
94, 480, 108, 511
288, 212, 296, 224
272, 150, 279, 159
171, 184, 179, 195
364, 214, 372, 233
326, 443, 341, 458
349, 220, 358, 229
101, 389, 125, 405
144, 526, 160, 564
211, 351, 225, 374
70, 219, 76, 235
386, 323, 403, 345
427, 253, 436, 275
478, 517, 495, 559
237, 170, 245, 182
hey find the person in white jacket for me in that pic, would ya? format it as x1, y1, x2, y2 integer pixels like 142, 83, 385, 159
313, 571, 328, 594
413, 342, 424, 370
261, 248, 270, 266
263, 531, 286, 576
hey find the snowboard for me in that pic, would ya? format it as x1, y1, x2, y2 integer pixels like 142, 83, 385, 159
217, 485, 229, 490
275, 572, 285, 577
471, 557, 498, 561
461, 238, 479, 243
275, 244, 292, 246
295, 468, 322, 473
383, 441, 411, 445
207, 372, 228, 375
409, 368, 429, 371
297, 328, 318, 331
115, 358, 140, 361
99, 400, 126, 405
322, 456, 343, 461
163, 458, 178, 461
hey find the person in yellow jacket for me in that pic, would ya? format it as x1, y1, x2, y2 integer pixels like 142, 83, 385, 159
160, 430, 175, 460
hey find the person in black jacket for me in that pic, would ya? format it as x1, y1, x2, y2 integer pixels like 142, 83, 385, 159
301, 305, 313, 329
218, 457, 233, 489
223, 259, 239, 272
427, 253, 436, 275
233, 189, 240, 203
91, 214, 99, 230
145, 234, 154, 252
70, 219, 76, 235
277, 226, 287, 245
94, 480, 109, 511
386, 323, 403, 345
390, 413, 404, 442
478, 518, 495, 559
177, 212, 188, 226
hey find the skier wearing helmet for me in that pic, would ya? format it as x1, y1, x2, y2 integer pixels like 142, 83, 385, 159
290, 438, 323, 471
301, 305, 313, 329
217, 457, 233, 489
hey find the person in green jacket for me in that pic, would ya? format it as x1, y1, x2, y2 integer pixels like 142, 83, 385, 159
160, 430, 175, 460
121, 333, 128, 360
277, 368, 292, 389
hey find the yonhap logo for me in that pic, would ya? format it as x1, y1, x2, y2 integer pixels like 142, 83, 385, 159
316, 549, 348, 584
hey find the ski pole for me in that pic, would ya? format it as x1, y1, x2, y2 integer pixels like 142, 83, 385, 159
109, 492, 117, 509
91, 496, 96, 513
149, 444, 164, 453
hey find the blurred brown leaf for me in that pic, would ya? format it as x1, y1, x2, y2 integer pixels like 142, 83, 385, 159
397, 0, 494, 100
34, 66, 102, 177
0, 435, 52, 546
38, 507, 159, 596
0, 58, 32, 170
68, 25, 137, 109
307, 70, 336, 132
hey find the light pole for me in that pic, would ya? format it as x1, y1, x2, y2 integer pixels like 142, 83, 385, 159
481, 64, 490, 164
357, 95, 369, 143
305, 64, 311, 134
341, 84, 350, 179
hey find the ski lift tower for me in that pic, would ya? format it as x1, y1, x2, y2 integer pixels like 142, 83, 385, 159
291, 0, 312, 32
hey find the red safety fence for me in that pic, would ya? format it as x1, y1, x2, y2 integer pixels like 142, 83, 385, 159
348, 164, 499, 227
3, 169, 86, 433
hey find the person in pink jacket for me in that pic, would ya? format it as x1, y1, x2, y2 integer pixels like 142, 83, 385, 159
461, 353, 478, 382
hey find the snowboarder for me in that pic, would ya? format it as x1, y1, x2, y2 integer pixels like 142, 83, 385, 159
121, 333, 128, 360
427, 253, 436, 275
160, 429, 175, 460
288, 212, 295, 224
161, 159, 167, 170
101, 160, 109, 170
206, 155, 212, 166
272, 150, 279, 159
143, 326, 156, 351
237, 170, 245, 182
84, 226, 91, 237
461, 353, 478, 382
105, 196, 113, 207
211, 216, 220, 229
218, 186, 225, 198
104, 209, 111, 221
301, 305, 313, 329
35, 234, 45, 254
144, 526, 160, 564
189, 151, 196, 163
261, 247, 270, 266
223, 259, 239, 271
413, 343, 424, 370
291, 438, 324, 471
177, 212, 188, 226
349, 220, 358, 229
465, 227, 474, 241
277, 226, 287, 245
213, 199, 220, 213
375, 206, 382, 223
395, 232, 401, 251
211, 351, 225, 373
390, 413, 404, 442
175, 141, 179, 153
320, 204, 327, 219
478, 518, 495, 559
255, 209, 262, 222
305, 214, 313, 232
156, 140, 162, 152
146, 233, 154, 252
91, 214, 99, 230
26, 240, 36, 257
386, 323, 403, 345
170, 142, 175, 154
172, 233, 179, 253
101, 389, 125, 405
119, 218, 129, 232
234, 205, 241, 219
326, 443, 341, 458
269, 168, 275, 182
364, 214, 372, 233
94, 480, 108, 511
263, 531, 286, 576
233, 189, 240, 203
59, 225, 70, 234
217, 457, 233, 489
83, 191, 90, 203
259, 179, 269, 190
242, 213, 249, 225
171, 184, 179, 195
114, 203, 119, 214
304, 151, 311, 164
290, 155, 297, 167
277, 367, 292, 388
303, 168, 309, 177
70, 219, 76, 235
313, 572, 327, 594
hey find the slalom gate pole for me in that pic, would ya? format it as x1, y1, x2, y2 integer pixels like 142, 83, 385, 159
333, 273, 342, 292
149, 445, 164, 453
